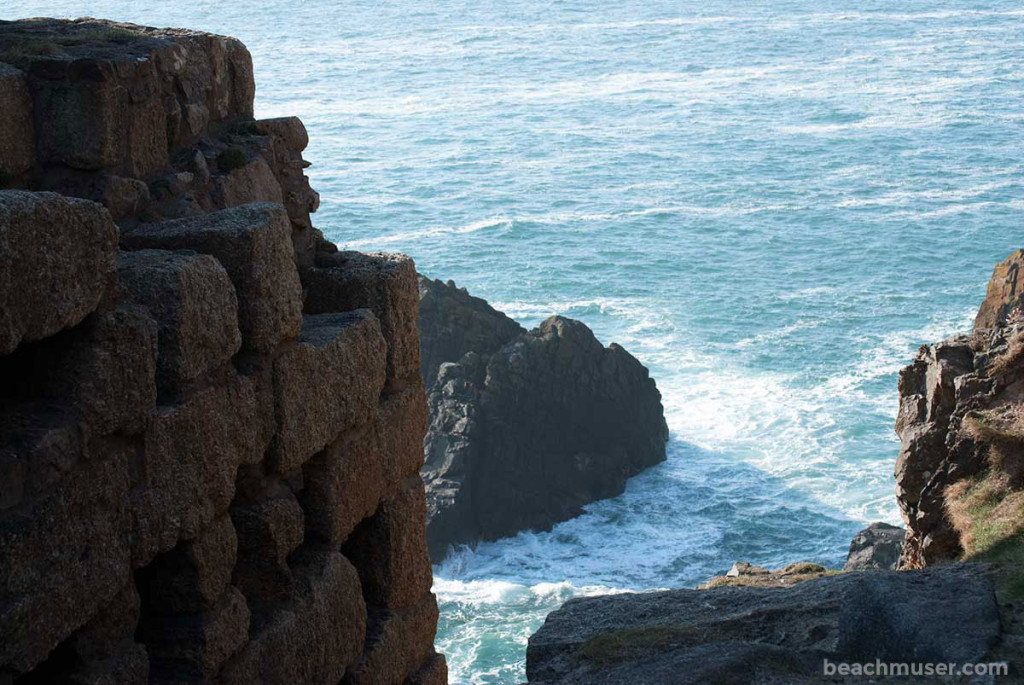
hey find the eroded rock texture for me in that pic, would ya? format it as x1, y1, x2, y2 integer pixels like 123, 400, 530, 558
526, 565, 1000, 685
0, 18, 444, 685
418, 277, 668, 561
893, 249, 1024, 569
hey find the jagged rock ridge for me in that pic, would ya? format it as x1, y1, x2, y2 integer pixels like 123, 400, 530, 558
418, 276, 669, 561
0, 19, 445, 684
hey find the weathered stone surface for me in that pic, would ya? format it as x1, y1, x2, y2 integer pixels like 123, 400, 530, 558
344, 478, 433, 611
0, 448, 133, 673
300, 422, 387, 547
379, 377, 429, 485
253, 117, 308, 153
136, 515, 237, 614
270, 311, 387, 474
526, 565, 1000, 685
417, 275, 524, 388
138, 585, 250, 683
121, 203, 302, 354
698, 561, 830, 589
221, 550, 366, 685
0, 191, 118, 355
132, 370, 265, 566
0, 63, 34, 176
210, 156, 284, 209
2, 304, 159, 437
304, 251, 420, 383
343, 593, 440, 685
975, 249, 1024, 330
0, 18, 254, 177
404, 653, 448, 685
844, 522, 905, 571
423, 312, 668, 560
118, 249, 241, 394
230, 494, 305, 605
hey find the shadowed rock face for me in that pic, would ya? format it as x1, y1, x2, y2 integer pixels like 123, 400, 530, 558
0, 19, 446, 684
526, 565, 1000, 685
418, 277, 668, 561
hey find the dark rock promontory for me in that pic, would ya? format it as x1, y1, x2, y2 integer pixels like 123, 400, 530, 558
418, 277, 669, 560
526, 565, 1001, 684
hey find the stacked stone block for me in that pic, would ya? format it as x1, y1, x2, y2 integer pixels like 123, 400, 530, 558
0, 18, 445, 685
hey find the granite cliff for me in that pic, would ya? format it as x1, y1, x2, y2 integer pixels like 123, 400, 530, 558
0, 19, 444, 684
417, 277, 669, 561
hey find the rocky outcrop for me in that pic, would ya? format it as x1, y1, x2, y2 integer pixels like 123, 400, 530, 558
526, 565, 1001, 684
417, 277, 524, 388
0, 19, 444, 684
0, 18, 323, 267
418, 277, 668, 560
843, 522, 905, 571
894, 249, 1024, 569
697, 561, 831, 589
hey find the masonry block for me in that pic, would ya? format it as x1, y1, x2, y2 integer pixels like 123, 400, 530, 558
343, 478, 433, 611
270, 311, 386, 474
121, 203, 302, 354
304, 251, 420, 383
0, 191, 118, 356
118, 249, 241, 395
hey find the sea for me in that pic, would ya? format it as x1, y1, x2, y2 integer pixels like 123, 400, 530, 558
8, 1, 1024, 681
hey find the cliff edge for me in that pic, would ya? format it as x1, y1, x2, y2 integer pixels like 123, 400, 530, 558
0, 19, 445, 684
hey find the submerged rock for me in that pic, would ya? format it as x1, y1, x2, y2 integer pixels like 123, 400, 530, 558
843, 522, 905, 571
526, 565, 1001, 684
418, 276, 668, 561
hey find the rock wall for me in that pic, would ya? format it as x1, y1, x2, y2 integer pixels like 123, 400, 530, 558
0, 19, 444, 685
894, 249, 1024, 569
418, 277, 669, 561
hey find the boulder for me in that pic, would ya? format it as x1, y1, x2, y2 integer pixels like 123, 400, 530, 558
342, 478, 433, 611
0, 191, 118, 355
220, 550, 367, 685
526, 565, 1001, 684
121, 203, 303, 354
421, 306, 668, 559
844, 522, 905, 571
305, 252, 421, 384
132, 370, 265, 566
269, 311, 387, 474
117, 249, 241, 395
342, 593, 440, 685
135, 515, 238, 614
0, 447, 134, 673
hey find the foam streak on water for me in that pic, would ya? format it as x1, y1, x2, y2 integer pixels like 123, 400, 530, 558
9, 1, 1024, 682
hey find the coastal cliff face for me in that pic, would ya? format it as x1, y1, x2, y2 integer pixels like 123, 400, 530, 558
0, 19, 444, 685
895, 249, 1024, 569
418, 277, 669, 561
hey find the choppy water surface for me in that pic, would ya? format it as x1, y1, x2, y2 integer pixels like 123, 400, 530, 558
10, 1, 1024, 681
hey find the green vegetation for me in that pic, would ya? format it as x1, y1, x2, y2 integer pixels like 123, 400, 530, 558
217, 148, 248, 172
0, 169, 13, 189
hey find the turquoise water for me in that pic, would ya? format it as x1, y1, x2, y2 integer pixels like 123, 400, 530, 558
10, 1, 1024, 681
